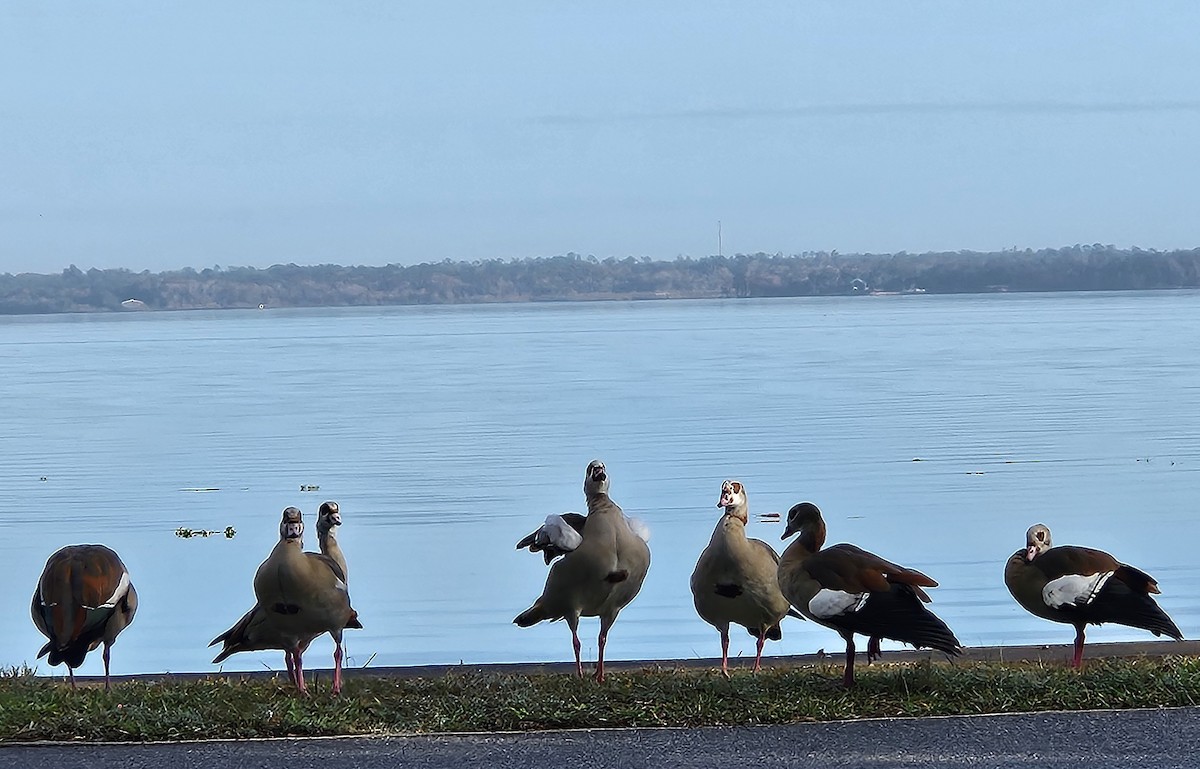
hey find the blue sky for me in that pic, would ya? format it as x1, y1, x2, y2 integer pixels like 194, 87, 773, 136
3, 2, 1199, 273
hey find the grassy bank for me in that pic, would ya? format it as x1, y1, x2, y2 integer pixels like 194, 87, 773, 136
2, 657, 1199, 743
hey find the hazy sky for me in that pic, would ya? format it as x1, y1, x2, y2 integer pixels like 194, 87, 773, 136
3, 2, 1200, 274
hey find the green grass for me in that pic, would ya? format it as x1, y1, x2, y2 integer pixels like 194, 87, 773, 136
2, 657, 1199, 742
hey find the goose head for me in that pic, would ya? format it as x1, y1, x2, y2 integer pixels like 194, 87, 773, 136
781, 501, 823, 540
584, 459, 609, 496
280, 506, 304, 543
317, 501, 342, 534
1024, 523, 1052, 562
717, 480, 748, 523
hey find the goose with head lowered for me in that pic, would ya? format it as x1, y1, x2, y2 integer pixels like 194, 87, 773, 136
1005, 523, 1182, 667
31, 544, 138, 690
514, 460, 651, 682
210, 506, 361, 695
690, 480, 801, 677
777, 501, 961, 687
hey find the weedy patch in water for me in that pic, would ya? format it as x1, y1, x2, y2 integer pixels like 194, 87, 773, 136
2, 657, 1199, 742
174, 526, 236, 539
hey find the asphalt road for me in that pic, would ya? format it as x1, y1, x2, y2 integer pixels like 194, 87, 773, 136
4, 707, 1198, 769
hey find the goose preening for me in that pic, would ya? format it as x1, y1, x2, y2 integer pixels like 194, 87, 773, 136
519, 512, 650, 565
31, 545, 138, 690
777, 502, 961, 687
1005, 523, 1182, 667
210, 506, 362, 695
514, 460, 651, 682
690, 480, 800, 676
517, 513, 587, 564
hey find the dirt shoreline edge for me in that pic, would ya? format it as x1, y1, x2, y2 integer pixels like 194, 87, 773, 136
58, 638, 1200, 685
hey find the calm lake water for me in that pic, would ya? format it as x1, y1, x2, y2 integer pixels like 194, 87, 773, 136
4, 291, 1199, 677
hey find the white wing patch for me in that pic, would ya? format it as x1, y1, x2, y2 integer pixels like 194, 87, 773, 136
627, 516, 651, 544
809, 588, 869, 619
1043, 571, 1114, 609
542, 514, 584, 552
84, 571, 130, 610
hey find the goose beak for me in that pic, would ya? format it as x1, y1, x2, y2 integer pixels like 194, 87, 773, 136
1025, 544, 1039, 562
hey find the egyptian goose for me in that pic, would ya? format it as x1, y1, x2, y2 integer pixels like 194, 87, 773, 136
517, 512, 587, 564
210, 507, 362, 695
316, 501, 347, 581
1005, 523, 1182, 667
777, 502, 961, 686
31, 544, 138, 689
218, 503, 350, 681
514, 460, 651, 682
690, 480, 800, 676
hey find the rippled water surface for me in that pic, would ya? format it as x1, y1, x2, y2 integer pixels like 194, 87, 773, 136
4, 291, 1200, 676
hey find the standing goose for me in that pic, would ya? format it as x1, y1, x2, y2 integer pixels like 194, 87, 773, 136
31, 545, 138, 690
777, 502, 961, 687
1005, 523, 1182, 667
210, 503, 351, 688
210, 507, 361, 695
514, 460, 651, 682
316, 501, 347, 581
690, 480, 800, 676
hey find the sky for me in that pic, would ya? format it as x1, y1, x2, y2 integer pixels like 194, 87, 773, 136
3, 2, 1200, 274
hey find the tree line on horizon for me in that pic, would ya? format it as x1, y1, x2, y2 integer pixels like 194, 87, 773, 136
1, 244, 1198, 314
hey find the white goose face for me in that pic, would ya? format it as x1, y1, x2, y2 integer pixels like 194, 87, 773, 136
717, 480, 746, 510
280, 506, 304, 542
318, 501, 342, 530
1025, 523, 1052, 561
584, 460, 609, 495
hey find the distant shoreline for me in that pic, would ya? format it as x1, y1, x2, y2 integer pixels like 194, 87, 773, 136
3, 246, 1199, 315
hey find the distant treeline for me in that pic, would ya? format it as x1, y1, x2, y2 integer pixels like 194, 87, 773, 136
3, 245, 1200, 314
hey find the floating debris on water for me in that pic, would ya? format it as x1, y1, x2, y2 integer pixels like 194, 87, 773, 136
300, 484, 320, 492
180, 487, 220, 493
39, 476, 48, 482
176, 526, 237, 539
